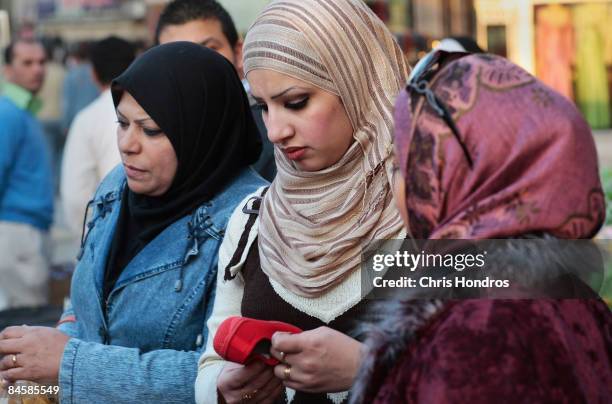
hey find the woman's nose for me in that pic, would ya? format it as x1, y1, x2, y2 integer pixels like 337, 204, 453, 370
117, 125, 141, 155
264, 110, 294, 145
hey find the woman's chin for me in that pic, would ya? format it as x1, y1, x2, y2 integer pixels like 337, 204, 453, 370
126, 180, 149, 195
293, 159, 327, 172
127, 180, 169, 197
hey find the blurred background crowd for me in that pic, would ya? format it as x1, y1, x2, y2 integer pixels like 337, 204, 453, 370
0, 0, 611, 324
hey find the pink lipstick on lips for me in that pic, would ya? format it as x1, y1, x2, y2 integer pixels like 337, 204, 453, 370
283, 146, 306, 161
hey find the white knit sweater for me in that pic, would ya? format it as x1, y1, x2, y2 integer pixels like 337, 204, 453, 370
195, 188, 360, 404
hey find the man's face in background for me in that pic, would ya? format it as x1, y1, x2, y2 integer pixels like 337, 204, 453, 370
4, 41, 46, 94
157, 18, 244, 77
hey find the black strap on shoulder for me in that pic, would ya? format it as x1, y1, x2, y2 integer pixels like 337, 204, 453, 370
224, 187, 269, 281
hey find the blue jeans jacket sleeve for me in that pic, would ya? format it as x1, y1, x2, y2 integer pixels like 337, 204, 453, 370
56, 302, 79, 338
59, 338, 201, 404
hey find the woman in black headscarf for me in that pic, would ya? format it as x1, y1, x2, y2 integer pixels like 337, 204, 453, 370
0, 42, 266, 404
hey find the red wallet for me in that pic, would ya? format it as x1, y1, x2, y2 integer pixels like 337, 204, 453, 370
214, 316, 302, 366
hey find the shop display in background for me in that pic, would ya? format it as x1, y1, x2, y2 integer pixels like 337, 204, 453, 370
535, 4, 574, 100
572, 3, 611, 129
535, 2, 611, 129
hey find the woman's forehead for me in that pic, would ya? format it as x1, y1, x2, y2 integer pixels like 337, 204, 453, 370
247, 69, 339, 102
116, 91, 154, 121
248, 70, 310, 90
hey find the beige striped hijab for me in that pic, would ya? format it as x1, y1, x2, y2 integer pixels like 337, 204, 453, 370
244, 0, 408, 298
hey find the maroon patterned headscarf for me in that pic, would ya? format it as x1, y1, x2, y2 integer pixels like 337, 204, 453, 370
394, 54, 605, 239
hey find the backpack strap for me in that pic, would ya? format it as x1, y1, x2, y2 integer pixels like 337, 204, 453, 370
224, 187, 269, 281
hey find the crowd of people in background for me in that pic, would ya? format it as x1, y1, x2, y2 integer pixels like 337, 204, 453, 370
0, 0, 610, 403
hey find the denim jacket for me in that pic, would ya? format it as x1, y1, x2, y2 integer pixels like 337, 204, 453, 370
56, 165, 266, 404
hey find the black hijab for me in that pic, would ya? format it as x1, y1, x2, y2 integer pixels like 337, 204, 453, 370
104, 42, 261, 295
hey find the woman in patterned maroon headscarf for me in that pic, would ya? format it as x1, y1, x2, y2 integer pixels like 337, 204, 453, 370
351, 54, 612, 403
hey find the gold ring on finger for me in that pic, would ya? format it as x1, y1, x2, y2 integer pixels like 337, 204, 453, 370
11, 354, 17, 367
279, 351, 286, 362
283, 365, 292, 381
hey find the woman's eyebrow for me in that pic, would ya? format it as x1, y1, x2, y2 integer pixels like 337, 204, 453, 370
271, 86, 303, 99
115, 109, 153, 125
134, 117, 155, 125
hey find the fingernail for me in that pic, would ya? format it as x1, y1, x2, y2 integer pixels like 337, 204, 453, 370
271, 334, 282, 346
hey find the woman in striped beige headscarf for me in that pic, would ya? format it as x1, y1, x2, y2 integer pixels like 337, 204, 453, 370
196, 1, 408, 403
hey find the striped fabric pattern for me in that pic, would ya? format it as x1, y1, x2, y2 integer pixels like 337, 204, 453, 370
244, 0, 409, 298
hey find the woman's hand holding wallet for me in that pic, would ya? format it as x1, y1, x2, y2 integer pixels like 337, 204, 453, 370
214, 317, 301, 403
214, 317, 364, 397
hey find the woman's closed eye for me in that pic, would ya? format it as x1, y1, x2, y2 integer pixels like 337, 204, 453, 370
116, 119, 163, 137
285, 96, 309, 110
254, 96, 309, 113
142, 127, 164, 137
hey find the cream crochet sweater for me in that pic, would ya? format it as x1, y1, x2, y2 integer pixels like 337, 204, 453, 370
195, 188, 362, 404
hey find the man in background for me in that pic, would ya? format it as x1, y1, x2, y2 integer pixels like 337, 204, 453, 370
61, 36, 135, 237
0, 39, 54, 309
156, 0, 276, 181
